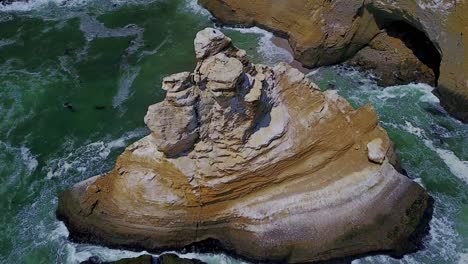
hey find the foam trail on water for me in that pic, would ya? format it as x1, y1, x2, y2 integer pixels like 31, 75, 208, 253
0, 0, 91, 11
182, 0, 211, 16
227, 26, 294, 65
20, 146, 39, 172
45, 128, 147, 179
0, 0, 161, 12
398, 119, 468, 185
0, 142, 38, 195
112, 66, 140, 109
424, 139, 468, 184
417, 0, 457, 12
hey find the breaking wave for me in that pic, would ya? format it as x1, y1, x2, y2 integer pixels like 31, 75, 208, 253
45, 127, 147, 179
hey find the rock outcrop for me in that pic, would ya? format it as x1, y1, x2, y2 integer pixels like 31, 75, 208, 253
198, 0, 468, 122
58, 28, 431, 263
81, 254, 205, 264
347, 31, 436, 87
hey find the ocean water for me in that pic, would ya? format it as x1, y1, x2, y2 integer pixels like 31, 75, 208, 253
0, 1, 466, 263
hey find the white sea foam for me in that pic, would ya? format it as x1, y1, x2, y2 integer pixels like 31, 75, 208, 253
112, 66, 140, 108
375, 83, 436, 102
227, 26, 294, 65
459, 251, 468, 264
66, 243, 150, 264
0, 0, 91, 11
0, 0, 161, 12
305, 68, 320, 78
417, 0, 458, 12
424, 139, 468, 185
182, 0, 210, 16
0, 38, 15, 49
20, 146, 38, 172
78, 13, 143, 41
45, 128, 147, 179
403, 121, 425, 138
0, 141, 38, 174
398, 118, 468, 185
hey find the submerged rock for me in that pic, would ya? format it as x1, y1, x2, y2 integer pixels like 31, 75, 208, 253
58, 28, 431, 263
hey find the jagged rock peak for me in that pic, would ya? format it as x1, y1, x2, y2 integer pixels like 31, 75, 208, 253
194, 28, 232, 59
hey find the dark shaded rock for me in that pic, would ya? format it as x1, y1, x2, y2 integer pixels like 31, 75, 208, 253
80, 254, 205, 264
156, 254, 206, 264
347, 31, 436, 87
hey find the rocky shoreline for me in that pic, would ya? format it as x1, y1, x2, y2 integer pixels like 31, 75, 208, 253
199, 0, 468, 123
58, 28, 432, 263
81, 254, 206, 264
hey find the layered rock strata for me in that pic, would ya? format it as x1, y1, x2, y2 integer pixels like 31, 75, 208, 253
347, 31, 436, 87
199, 0, 468, 122
58, 28, 430, 263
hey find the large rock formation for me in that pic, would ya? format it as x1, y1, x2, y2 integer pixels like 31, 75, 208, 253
198, 0, 468, 122
58, 28, 431, 263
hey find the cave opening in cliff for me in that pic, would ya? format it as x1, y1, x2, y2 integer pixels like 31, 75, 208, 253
382, 21, 442, 86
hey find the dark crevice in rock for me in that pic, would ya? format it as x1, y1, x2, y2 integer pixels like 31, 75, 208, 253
382, 20, 442, 86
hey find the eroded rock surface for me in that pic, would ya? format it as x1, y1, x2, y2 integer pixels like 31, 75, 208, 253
199, 0, 468, 122
58, 28, 431, 263
347, 31, 436, 86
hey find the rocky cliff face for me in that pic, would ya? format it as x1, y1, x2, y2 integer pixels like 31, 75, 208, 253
347, 30, 436, 87
199, 0, 468, 122
58, 28, 431, 263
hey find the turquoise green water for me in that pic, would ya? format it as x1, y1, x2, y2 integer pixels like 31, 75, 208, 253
0, 1, 466, 263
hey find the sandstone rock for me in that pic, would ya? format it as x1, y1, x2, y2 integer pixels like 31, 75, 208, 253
58, 28, 431, 263
199, 0, 468, 122
347, 31, 436, 86
162, 72, 192, 93
367, 138, 387, 164
194, 28, 232, 60
144, 100, 199, 157
197, 53, 244, 97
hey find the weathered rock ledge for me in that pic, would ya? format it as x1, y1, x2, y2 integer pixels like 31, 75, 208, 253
81, 254, 205, 264
199, 0, 468, 122
58, 28, 431, 263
